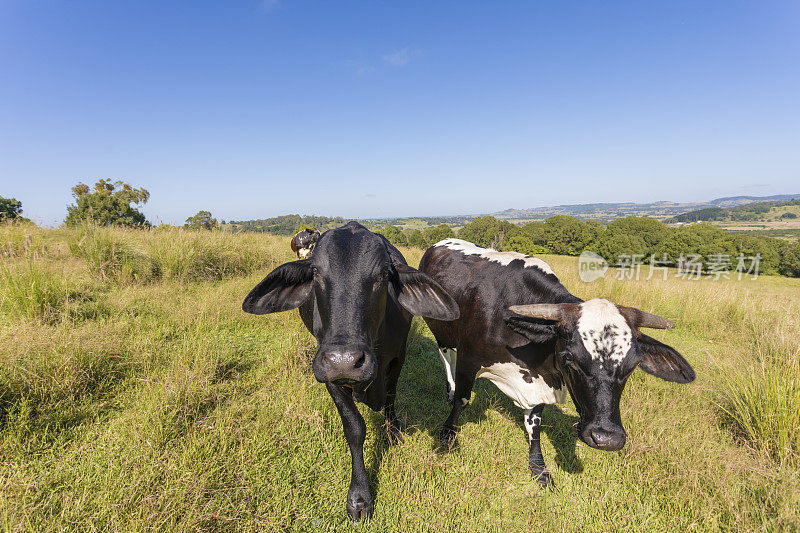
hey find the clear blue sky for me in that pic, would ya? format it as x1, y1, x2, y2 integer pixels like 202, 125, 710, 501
1, 1, 798, 226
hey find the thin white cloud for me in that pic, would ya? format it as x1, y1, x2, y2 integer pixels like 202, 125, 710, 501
344, 60, 375, 76
259, 0, 280, 13
382, 48, 422, 67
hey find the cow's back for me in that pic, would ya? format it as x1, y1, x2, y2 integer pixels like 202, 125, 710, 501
419, 239, 575, 351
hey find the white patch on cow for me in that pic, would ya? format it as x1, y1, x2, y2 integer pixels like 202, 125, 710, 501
577, 298, 632, 364
437, 239, 554, 275
298, 247, 313, 259
476, 362, 567, 410
437, 347, 457, 403
523, 408, 543, 443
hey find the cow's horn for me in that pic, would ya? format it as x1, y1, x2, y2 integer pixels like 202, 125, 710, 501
509, 304, 563, 322
635, 310, 675, 329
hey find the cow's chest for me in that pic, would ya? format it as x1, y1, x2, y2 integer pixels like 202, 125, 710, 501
476, 362, 567, 409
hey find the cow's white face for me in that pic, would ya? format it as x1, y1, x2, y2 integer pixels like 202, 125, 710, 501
576, 299, 633, 365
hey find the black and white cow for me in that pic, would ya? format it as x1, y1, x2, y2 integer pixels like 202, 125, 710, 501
243, 222, 459, 521
419, 238, 695, 486
291, 228, 321, 259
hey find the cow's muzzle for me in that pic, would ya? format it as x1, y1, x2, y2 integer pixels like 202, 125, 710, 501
313, 345, 376, 384
576, 422, 626, 452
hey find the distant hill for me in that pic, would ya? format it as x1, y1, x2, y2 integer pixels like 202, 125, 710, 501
492, 194, 800, 223
666, 198, 800, 224
708, 194, 800, 206
227, 194, 800, 234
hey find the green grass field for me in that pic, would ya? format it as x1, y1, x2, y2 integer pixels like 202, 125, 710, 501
1, 223, 799, 531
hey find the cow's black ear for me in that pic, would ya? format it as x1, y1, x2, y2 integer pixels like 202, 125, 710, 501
242, 260, 313, 315
393, 263, 460, 321
637, 333, 695, 383
504, 316, 557, 344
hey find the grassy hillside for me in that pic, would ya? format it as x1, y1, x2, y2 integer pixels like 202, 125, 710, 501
1, 223, 799, 531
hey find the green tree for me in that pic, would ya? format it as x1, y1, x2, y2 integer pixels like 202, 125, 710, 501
779, 241, 800, 277
605, 217, 670, 258
65, 179, 150, 227
521, 221, 547, 247
378, 225, 407, 247
590, 233, 648, 264
185, 210, 218, 230
405, 229, 426, 248
457, 216, 522, 248
502, 234, 549, 255
541, 216, 602, 255
0, 196, 23, 222
423, 224, 455, 246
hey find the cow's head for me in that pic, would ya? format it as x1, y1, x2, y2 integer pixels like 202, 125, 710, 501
508, 298, 694, 452
244, 222, 459, 389
291, 228, 321, 259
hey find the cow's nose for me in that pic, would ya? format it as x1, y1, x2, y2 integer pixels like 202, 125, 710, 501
590, 430, 626, 451
315, 347, 375, 383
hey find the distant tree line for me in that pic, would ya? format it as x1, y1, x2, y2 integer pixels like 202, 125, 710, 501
667, 199, 800, 223
228, 215, 347, 235
377, 215, 800, 277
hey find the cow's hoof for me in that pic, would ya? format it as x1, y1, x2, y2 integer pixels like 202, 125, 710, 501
347, 489, 373, 523
438, 426, 458, 451
531, 467, 553, 488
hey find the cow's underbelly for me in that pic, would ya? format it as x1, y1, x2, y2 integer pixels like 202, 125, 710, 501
477, 362, 567, 409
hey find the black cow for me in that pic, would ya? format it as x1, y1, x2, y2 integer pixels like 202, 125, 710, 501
290, 228, 321, 259
242, 222, 459, 521
419, 238, 695, 486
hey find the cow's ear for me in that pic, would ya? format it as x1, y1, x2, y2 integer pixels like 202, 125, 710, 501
242, 260, 313, 315
504, 316, 557, 343
392, 262, 460, 321
637, 333, 695, 383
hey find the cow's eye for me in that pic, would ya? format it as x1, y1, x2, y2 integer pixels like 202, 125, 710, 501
562, 351, 579, 369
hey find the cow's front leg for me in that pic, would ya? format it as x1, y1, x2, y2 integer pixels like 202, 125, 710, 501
524, 404, 552, 488
326, 383, 372, 522
439, 366, 476, 449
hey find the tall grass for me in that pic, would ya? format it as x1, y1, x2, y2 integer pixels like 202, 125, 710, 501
0, 260, 72, 323
0, 221, 48, 259
716, 346, 800, 466
68, 222, 154, 282
146, 226, 275, 282
68, 223, 279, 283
